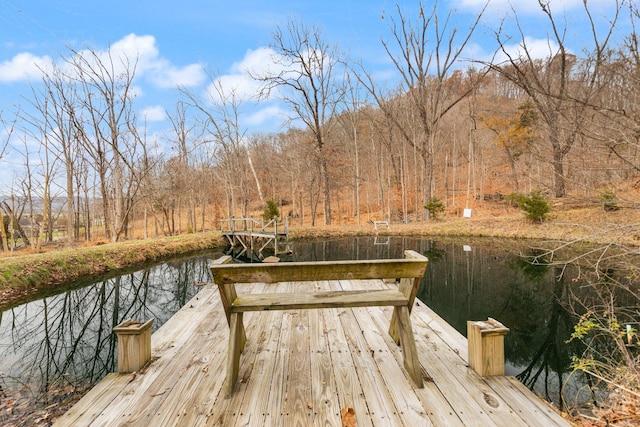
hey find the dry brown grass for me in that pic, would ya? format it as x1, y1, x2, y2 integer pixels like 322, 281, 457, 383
290, 204, 640, 247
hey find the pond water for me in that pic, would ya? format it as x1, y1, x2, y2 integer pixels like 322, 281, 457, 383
0, 236, 592, 417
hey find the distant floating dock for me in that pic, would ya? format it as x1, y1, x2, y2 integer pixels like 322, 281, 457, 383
221, 217, 290, 260
56, 279, 569, 426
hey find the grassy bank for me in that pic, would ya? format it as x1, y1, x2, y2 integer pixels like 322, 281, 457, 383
0, 232, 226, 308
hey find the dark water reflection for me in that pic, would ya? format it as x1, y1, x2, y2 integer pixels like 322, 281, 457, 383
0, 253, 221, 414
288, 236, 586, 407
0, 237, 590, 414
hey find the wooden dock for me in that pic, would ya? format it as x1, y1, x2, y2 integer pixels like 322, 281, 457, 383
55, 279, 570, 426
221, 217, 290, 260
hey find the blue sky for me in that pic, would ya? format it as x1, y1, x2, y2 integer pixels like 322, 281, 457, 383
0, 0, 627, 187
0, 1, 402, 130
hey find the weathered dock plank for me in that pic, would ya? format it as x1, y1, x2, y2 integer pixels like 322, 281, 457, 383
308, 301, 342, 425
233, 284, 286, 426
412, 322, 517, 426
484, 376, 569, 427
264, 310, 294, 426
339, 279, 430, 425
365, 304, 466, 426
201, 284, 268, 426
322, 302, 375, 427
407, 298, 569, 427
55, 373, 132, 425
284, 308, 313, 425
55, 279, 570, 427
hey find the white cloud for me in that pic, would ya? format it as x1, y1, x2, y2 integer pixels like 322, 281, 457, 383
0, 33, 204, 89
456, 0, 615, 15
244, 104, 287, 127
0, 52, 53, 82
495, 36, 563, 63
152, 63, 206, 88
205, 47, 284, 104
209, 46, 333, 105
230, 47, 283, 76
73, 33, 206, 89
140, 105, 166, 122
57, 34, 154, 82
208, 73, 262, 103
110, 33, 159, 72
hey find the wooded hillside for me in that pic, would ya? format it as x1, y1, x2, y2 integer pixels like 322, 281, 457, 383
1, 1, 639, 248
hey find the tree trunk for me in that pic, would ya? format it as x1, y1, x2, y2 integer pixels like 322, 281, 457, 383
144, 204, 148, 239
353, 122, 361, 226
65, 157, 74, 246
0, 209, 8, 252
36, 175, 50, 251
98, 167, 111, 241
321, 158, 331, 225
552, 147, 566, 198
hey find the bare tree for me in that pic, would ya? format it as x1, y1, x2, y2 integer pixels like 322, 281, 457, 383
272, 129, 315, 225
485, 0, 622, 197
253, 19, 347, 225
0, 111, 12, 161
23, 62, 81, 246
336, 73, 370, 225
184, 72, 255, 219
166, 100, 201, 233
368, 93, 405, 221
359, 1, 488, 217
586, 2, 640, 185
66, 46, 147, 241
0, 111, 16, 252
18, 115, 59, 251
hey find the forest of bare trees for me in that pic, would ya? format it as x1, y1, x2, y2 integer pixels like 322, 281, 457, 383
1, 1, 639, 248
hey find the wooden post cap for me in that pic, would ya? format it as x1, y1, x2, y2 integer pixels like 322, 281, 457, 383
470, 317, 509, 336
113, 318, 155, 334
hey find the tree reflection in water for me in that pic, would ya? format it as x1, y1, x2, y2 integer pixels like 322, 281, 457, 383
0, 254, 216, 418
0, 238, 604, 415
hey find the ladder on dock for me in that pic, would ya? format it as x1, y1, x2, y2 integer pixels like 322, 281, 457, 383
220, 217, 290, 260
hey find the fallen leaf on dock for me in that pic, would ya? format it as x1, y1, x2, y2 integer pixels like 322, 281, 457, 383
341, 405, 356, 426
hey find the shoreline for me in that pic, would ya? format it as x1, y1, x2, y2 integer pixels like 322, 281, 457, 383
1, 206, 637, 308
